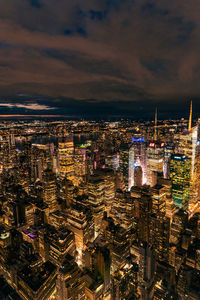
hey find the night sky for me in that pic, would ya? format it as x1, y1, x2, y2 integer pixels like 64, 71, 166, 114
0, 0, 199, 119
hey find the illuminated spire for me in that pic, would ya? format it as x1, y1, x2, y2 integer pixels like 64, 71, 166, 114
188, 100, 192, 131
154, 107, 157, 141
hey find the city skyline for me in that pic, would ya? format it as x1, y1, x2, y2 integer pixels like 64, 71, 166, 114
0, 1, 200, 300
0, 115, 199, 299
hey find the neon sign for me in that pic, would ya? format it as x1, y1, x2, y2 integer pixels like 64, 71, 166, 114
149, 142, 155, 147
132, 137, 145, 143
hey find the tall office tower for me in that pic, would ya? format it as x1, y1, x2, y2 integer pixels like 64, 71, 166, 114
170, 209, 188, 245
150, 185, 166, 215
163, 144, 174, 179
119, 143, 129, 190
84, 244, 111, 292
66, 204, 94, 265
88, 175, 105, 237
149, 213, 170, 262
131, 186, 152, 244
63, 179, 77, 208
46, 227, 76, 267
147, 142, 164, 187
58, 136, 74, 181
0, 140, 5, 173
1, 140, 12, 170
73, 147, 86, 186
193, 140, 200, 214
130, 137, 147, 186
177, 264, 200, 299
52, 153, 59, 175
43, 168, 59, 214
128, 144, 135, 190
36, 158, 43, 180
134, 166, 143, 187
191, 117, 200, 214
112, 261, 139, 300
110, 225, 130, 273
93, 149, 101, 170
115, 170, 126, 191
157, 177, 176, 220
86, 149, 94, 176
174, 101, 199, 213
56, 254, 85, 300
9, 133, 15, 147
138, 243, 155, 300
48, 210, 67, 229
170, 154, 191, 210
24, 203, 34, 226
147, 108, 164, 186
110, 190, 134, 232
23, 141, 33, 181
95, 168, 115, 216
0, 227, 11, 280
105, 153, 120, 171
2, 185, 27, 228
177, 122, 198, 207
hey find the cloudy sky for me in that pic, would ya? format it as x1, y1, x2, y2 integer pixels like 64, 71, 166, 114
0, 0, 199, 118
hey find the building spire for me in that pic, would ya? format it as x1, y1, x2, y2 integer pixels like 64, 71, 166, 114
154, 107, 157, 141
188, 100, 192, 131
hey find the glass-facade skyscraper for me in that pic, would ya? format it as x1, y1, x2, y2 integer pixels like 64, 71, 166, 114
170, 154, 191, 210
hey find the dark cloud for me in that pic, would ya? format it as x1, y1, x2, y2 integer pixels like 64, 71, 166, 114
0, 0, 199, 117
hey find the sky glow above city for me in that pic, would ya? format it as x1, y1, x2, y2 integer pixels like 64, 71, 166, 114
0, 0, 199, 118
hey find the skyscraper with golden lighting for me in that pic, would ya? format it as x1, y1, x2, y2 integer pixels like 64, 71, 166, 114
58, 136, 74, 181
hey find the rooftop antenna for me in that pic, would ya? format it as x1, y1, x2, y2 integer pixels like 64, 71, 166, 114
188, 100, 192, 131
154, 107, 158, 141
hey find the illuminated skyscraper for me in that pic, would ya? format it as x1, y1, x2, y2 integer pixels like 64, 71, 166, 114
88, 175, 105, 237
174, 101, 199, 213
58, 136, 74, 181
149, 213, 170, 262
66, 204, 94, 265
147, 109, 165, 187
45, 226, 76, 267
105, 153, 120, 171
163, 144, 174, 179
57, 254, 85, 300
110, 225, 130, 273
170, 154, 191, 210
84, 244, 111, 292
170, 209, 188, 245
129, 137, 147, 188
175, 125, 197, 180
112, 261, 138, 299
119, 143, 129, 190
147, 142, 164, 187
128, 144, 135, 190
73, 147, 86, 186
110, 190, 134, 232
134, 166, 143, 187
150, 184, 166, 215
95, 168, 115, 216
131, 186, 152, 244
157, 177, 176, 220
138, 243, 155, 300
43, 168, 59, 214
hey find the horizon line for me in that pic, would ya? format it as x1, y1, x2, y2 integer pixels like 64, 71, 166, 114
0, 114, 65, 118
